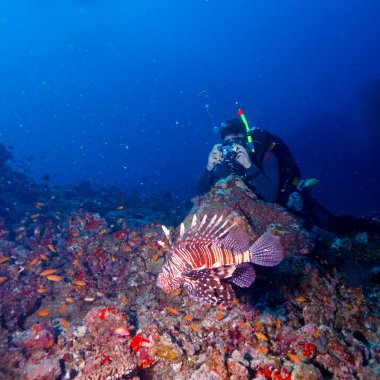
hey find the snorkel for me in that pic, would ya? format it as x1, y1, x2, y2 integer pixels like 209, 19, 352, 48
237, 108, 255, 153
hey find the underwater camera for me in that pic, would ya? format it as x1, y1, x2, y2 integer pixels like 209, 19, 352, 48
217, 142, 244, 175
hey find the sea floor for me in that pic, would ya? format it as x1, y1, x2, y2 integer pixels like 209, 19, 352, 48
0, 149, 379, 379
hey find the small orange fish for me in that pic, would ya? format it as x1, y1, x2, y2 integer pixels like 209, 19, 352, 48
30, 213, 40, 219
98, 229, 107, 235
117, 205, 124, 210
216, 305, 227, 310
15, 226, 26, 232
37, 288, 48, 293
37, 309, 50, 317
276, 318, 282, 331
61, 319, 70, 332
255, 321, 263, 331
255, 332, 269, 341
296, 296, 307, 302
117, 218, 123, 224
59, 304, 67, 313
0, 276, 8, 285
189, 324, 200, 332
66, 297, 74, 303
170, 289, 180, 296
71, 231, 81, 237
47, 338, 54, 348
239, 322, 250, 330
72, 258, 79, 265
232, 298, 239, 303
124, 245, 132, 252
40, 254, 49, 260
152, 254, 159, 263
0, 257, 10, 263
165, 307, 179, 315
32, 325, 41, 335
258, 346, 269, 354
84, 297, 95, 302
40, 268, 58, 276
215, 313, 226, 321
72, 280, 86, 286
288, 353, 302, 363
36, 202, 45, 207
183, 315, 193, 321
28, 257, 40, 267
47, 244, 56, 253
47, 274, 64, 281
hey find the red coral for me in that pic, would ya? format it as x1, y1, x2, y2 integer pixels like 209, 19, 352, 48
130, 334, 149, 353
302, 342, 317, 358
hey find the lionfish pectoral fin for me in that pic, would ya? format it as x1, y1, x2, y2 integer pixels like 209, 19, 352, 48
182, 267, 236, 305
229, 263, 256, 288
250, 232, 284, 267
218, 227, 252, 253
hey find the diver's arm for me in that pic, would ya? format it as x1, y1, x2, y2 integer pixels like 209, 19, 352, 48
197, 169, 214, 194
197, 145, 222, 194
246, 153, 279, 202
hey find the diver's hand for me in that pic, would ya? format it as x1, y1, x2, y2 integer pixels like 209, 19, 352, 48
234, 144, 252, 169
207, 144, 222, 171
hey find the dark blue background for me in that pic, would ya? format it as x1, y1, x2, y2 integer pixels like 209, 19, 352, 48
0, 0, 379, 216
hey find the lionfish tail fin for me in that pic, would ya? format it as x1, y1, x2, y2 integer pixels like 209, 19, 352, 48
249, 232, 284, 266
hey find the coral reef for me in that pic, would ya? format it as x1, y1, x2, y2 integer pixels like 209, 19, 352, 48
0, 156, 379, 379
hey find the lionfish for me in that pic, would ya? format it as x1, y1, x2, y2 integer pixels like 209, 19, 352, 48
157, 214, 284, 305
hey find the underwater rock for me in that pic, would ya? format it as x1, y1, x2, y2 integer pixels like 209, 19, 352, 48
23, 356, 61, 380
187, 176, 312, 256
291, 362, 323, 380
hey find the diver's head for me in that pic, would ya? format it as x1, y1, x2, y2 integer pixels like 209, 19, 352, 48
219, 119, 246, 141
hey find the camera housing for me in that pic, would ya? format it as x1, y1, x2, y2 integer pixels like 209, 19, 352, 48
216, 141, 244, 176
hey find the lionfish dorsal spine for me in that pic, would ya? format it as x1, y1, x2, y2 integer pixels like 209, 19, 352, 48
179, 223, 185, 241
191, 214, 197, 228
162, 225, 172, 245
182, 214, 237, 248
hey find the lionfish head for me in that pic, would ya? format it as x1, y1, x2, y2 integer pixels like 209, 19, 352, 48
157, 265, 182, 293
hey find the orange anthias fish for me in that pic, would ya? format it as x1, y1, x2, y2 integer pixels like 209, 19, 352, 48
165, 307, 179, 315
47, 244, 56, 253
189, 324, 200, 332
47, 274, 64, 281
27, 257, 40, 267
59, 304, 68, 313
72, 280, 86, 286
40, 268, 58, 276
215, 313, 226, 321
37, 309, 50, 317
61, 319, 70, 332
157, 214, 284, 305
0, 257, 10, 263
288, 353, 302, 363
255, 332, 269, 341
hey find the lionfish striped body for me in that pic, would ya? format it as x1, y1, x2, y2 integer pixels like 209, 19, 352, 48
157, 214, 284, 305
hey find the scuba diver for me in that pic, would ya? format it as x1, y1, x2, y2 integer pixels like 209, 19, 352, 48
197, 111, 380, 236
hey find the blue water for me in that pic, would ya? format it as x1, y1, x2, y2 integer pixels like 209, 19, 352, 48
0, 0, 379, 216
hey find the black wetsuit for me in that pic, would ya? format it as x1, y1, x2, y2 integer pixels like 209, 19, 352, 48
197, 131, 380, 236
197, 149, 280, 202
